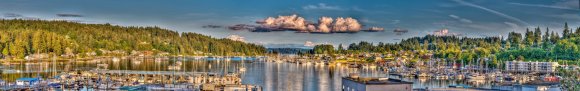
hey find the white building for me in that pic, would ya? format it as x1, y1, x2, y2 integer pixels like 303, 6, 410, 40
505, 61, 559, 73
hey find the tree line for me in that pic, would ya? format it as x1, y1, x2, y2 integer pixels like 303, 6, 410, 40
315, 23, 580, 66
0, 19, 265, 59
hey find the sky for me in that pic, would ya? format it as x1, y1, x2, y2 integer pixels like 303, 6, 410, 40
1, 0, 579, 47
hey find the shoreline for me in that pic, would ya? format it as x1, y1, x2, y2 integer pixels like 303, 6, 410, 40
0, 55, 267, 62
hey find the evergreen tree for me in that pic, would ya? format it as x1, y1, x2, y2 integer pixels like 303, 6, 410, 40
533, 27, 542, 46
507, 32, 522, 49
0, 19, 266, 58
563, 22, 570, 38
575, 27, 580, 37
542, 27, 550, 49
337, 44, 344, 54
524, 28, 534, 46
550, 31, 559, 43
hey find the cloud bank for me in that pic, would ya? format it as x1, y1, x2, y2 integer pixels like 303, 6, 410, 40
253, 14, 382, 33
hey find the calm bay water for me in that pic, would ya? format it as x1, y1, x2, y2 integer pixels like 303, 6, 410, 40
1, 58, 499, 91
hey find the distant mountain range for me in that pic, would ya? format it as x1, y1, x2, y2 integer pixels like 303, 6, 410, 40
264, 44, 314, 54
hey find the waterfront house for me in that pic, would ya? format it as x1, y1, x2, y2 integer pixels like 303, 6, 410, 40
342, 74, 413, 91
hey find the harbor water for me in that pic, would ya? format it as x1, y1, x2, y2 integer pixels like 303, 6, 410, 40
0, 57, 560, 90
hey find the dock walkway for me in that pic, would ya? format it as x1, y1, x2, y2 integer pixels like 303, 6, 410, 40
90, 70, 217, 76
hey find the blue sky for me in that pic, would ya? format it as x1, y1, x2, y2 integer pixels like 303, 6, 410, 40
1, 0, 579, 46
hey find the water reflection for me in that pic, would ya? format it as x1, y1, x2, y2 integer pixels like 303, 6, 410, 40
2, 58, 510, 91
241, 62, 388, 91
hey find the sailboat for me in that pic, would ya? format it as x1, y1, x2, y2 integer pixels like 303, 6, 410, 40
455, 60, 466, 80
239, 56, 246, 72
467, 73, 486, 80
467, 59, 485, 80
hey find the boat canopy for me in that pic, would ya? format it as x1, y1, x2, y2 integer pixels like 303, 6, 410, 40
16, 78, 39, 82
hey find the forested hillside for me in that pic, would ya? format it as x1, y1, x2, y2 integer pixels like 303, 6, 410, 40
315, 23, 580, 67
0, 19, 265, 59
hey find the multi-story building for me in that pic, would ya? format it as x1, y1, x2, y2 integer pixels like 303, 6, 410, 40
505, 61, 559, 73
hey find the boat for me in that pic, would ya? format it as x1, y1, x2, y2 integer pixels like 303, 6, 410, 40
155, 57, 169, 62
416, 72, 431, 78
16, 78, 41, 87
449, 84, 471, 88
454, 73, 465, 80
433, 74, 449, 80
96, 64, 108, 70
348, 64, 361, 68
402, 72, 416, 77
112, 57, 120, 62
239, 67, 246, 72
47, 83, 62, 89
119, 86, 146, 91
168, 65, 181, 70
542, 75, 560, 82
503, 75, 514, 82
369, 65, 377, 69
467, 74, 485, 80
494, 75, 504, 82
304, 61, 312, 65
132, 60, 142, 64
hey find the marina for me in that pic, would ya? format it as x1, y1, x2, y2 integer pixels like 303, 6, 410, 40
2, 0, 580, 91
0, 56, 568, 90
